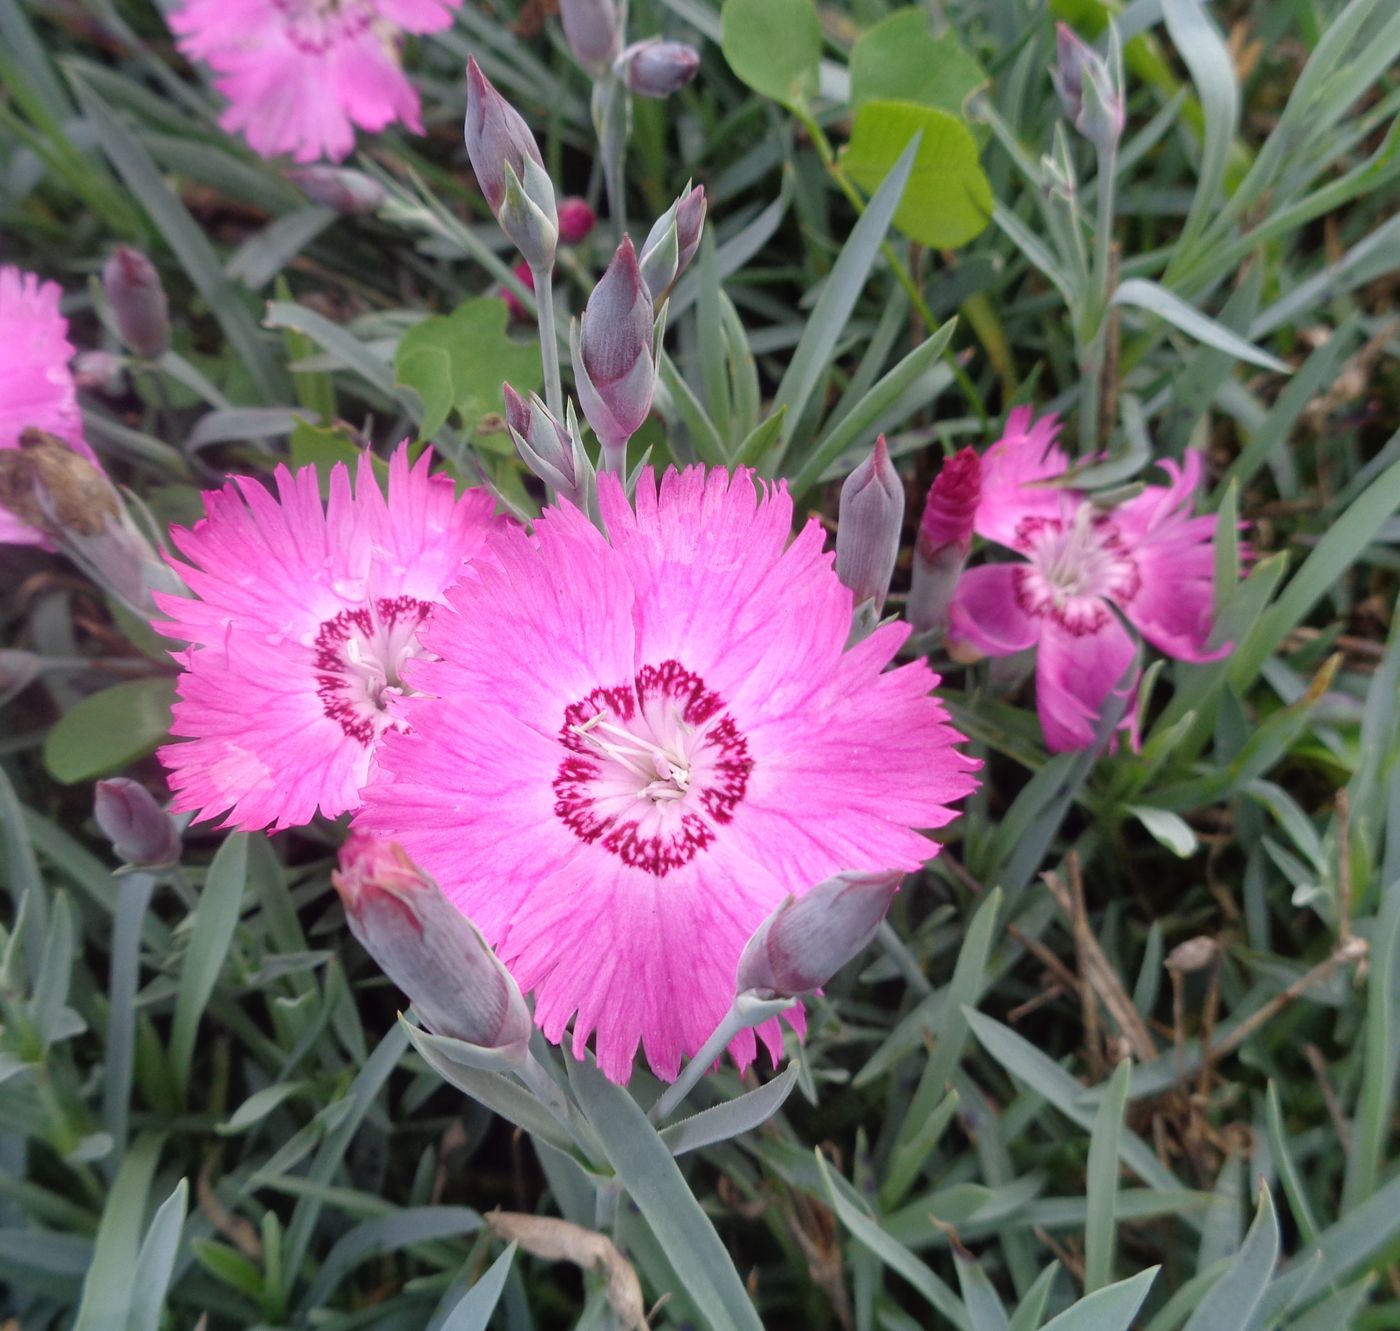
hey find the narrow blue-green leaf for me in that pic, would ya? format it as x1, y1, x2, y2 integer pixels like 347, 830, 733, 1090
1085, 1061, 1132, 1293
103, 872, 154, 1167
71, 1133, 163, 1331
264, 300, 399, 398
660, 1061, 801, 1156
955, 1250, 1009, 1331
1039, 1268, 1158, 1331
1112, 280, 1288, 373
128, 1179, 189, 1331
1182, 1186, 1278, 1331
769, 137, 920, 466
170, 833, 249, 1102
1007, 1263, 1060, 1331
814, 1152, 972, 1330
67, 72, 286, 402
569, 1055, 764, 1331
30, 891, 74, 1048
439, 1242, 517, 1331
1264, 1082, 1319, 1248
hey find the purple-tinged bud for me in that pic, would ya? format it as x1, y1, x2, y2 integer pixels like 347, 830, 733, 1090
502, 383, 594, 511
465, 57, 558, 268
638, 183, 706, 305
72, 350, 127, 396
558, 196, 598, 246
559, 0, 623, 78
620, 38, 701, 99
102, 248, 169, 359
286, 165, 387, 214
1052, 23, 1125, 150
736, 871, 902, 998
835, 435, 904, 618
570, 236, 656, 472
94, 779, 181, 869
334, 833, 532, 1057
908, 446, 981, 636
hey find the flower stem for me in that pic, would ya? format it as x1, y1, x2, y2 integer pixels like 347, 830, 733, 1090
650, 1002, 746, 1123
533, 263, 564, 421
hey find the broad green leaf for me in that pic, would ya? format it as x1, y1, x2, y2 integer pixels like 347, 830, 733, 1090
43, 677, 175, 784
289, 420, 388, 493
720, 0, 821, 109
842, 100, 993, 248
850, 10, 986, 115
395, 297, 541, 438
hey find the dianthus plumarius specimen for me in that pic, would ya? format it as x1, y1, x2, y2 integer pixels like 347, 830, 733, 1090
357, 466, 979, 1082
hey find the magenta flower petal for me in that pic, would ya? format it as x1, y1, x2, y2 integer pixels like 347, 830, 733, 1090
947, 563, 1041, 658
359, 466, 979, 1083
0, 266, 94, 547
156, 446, 497, 830
975, 406, 1072, 548
1034, 615, 1137, 753
170, 0, 456, 163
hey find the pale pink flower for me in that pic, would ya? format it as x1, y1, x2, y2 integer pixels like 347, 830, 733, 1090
170, 0, 461, 164
0, 266, 94, 547
948, 408, 1225, 752
155, 446, 497, 830
358, 467, 979, 1083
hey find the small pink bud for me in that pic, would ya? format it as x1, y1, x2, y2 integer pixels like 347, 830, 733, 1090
736, 871, 902, 998
286, 165, 387, 214
500, 260, 536, 321
1053, 23, 1125, 149
835, 436, 904, 616
465, 58, 558, 269
102, 248, 169, 359
558, 196, 597, 246
570, 236, 656, 470
620, 38, 701, 99
558, 0, 623, 78
333, 833, 532, 1056
94, 778, 181, 868
639, 183, 706, 304
908, 447, 980, 635
502, 383, 593, 509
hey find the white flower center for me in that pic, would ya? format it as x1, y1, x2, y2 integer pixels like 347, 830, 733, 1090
1012, 504, 1140, 635
315, 596, 431, 744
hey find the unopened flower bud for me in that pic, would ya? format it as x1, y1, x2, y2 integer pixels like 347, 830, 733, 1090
94, 778, 181, 868
102, 248, 170, 360
908, 447, 980, 636
620, 38, 701, 99
465, 58, 558, 269
286, 165, 387, 214
571, 236, 655, 472
559, 0, 623, 78
736, 871, 902, 998
835, 435, 904, 619
558, 196, 597, 246
1052, 23, 1125, 149
334, 833, 533, 1057
72, 350, 127, 396
503, 383, 594, 511
499, 259, 536, 321
638, 183, 706, 304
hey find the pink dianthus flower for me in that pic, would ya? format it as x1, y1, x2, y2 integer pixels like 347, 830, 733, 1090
358, 466, 979, 1083
0, 266, 95, 547
156, 446, 497, 830
170, 0, 461, 163
948, 408, 1226, 752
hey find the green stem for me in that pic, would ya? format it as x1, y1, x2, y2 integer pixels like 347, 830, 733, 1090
649, 1002, 748, 1123
1081, 139, 1120, 454
533, 264, 564, 421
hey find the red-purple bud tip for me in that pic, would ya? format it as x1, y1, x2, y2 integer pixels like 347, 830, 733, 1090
465, 56, 546, 214
622, 38, 701, 99
499, 259, 536, 321
334, 833, 532, 1054
558, 196, 597, 246
918, 446, 981, 558
94, 778, 181, 868
102, 247, 170, 360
